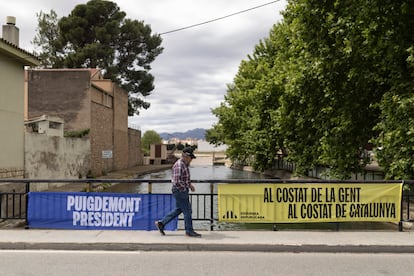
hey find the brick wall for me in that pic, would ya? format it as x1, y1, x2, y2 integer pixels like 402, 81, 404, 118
113, 85, 128, 170
90, 102, 113, 176
128, 128, 143, 167
0, 168, 24, 179
27, 70, 91, 131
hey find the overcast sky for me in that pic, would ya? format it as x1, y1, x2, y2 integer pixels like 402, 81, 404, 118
1, 0, 287, 134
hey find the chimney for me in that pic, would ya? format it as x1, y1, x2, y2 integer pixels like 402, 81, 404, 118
2, 16, 19, 46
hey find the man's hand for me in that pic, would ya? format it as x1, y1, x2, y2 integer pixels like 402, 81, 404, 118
190, 184, 195, 192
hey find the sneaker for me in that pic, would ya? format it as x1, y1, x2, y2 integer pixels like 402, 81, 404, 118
186, 231, 202, 238
155, 221, 165, 236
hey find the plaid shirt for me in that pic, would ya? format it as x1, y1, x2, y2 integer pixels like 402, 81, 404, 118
171, 158, 191, 192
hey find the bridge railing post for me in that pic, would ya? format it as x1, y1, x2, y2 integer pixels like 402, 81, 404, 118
25, 180, 30, 228
210, 182, 215, 231
399, 180, 404, 232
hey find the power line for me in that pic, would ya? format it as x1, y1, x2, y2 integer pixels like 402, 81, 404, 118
160, 0, 281, 35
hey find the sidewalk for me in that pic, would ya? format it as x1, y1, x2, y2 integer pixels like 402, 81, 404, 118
1, 229, 414, 253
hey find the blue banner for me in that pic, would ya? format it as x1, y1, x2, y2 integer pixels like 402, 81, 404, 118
28, 192, 177, 230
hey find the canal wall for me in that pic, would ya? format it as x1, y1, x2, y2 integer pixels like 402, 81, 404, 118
191, 153, 230, 166
229, 163, 295, 179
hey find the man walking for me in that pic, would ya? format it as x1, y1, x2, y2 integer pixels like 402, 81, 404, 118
155, 147, 202, 237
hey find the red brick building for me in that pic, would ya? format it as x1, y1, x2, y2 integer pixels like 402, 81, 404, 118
26, 69, 142, 177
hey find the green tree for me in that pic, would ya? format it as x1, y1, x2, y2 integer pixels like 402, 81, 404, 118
277, 0, 385, 178
209, 0, 414, 180
370, 2, 414, 179
31, 10, 61, 67
141, 130, 161, 156
208, 29, 286, 171
176, 142, 184, 151
32, 0, 163, 115
374, 94, 414, 179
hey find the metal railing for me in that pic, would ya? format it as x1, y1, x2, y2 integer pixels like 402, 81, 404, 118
0, 192, 27, 220
0, 179, 413, 231
268, 156, 386, 181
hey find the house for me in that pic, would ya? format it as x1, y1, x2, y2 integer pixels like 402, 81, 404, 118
25, 115, 64, 137
26, 68, 142, 177
0, 16, 40, 179
144, 144, 168, 165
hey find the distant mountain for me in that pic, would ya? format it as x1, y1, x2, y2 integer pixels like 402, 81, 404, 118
160, 128, 206, 140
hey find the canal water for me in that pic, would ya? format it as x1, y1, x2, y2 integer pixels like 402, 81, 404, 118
105, 156, 268, 194
106, 157, 397, 231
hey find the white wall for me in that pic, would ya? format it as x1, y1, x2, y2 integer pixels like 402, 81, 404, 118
197, 140, 227, 152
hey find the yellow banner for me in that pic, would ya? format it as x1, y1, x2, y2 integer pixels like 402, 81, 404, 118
218, 183, 402, 223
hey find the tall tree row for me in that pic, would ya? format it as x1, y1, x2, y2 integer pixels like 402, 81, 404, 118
207, 0, 414, 180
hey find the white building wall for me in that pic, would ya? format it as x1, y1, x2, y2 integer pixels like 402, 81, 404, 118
197, 140, 227, 152
0, 57, 25, 177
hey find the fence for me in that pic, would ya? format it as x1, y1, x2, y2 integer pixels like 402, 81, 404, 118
268, 156, 385, 181
0, 179, 413, 231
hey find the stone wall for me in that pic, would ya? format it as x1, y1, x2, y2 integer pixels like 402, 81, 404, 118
24, 132, 90, 191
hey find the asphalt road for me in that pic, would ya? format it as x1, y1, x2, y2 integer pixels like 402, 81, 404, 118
1, 250, 414, 276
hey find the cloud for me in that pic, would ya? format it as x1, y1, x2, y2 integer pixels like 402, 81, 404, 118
1, 0, 287, 135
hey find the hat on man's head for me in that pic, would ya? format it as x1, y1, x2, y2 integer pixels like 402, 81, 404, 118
182, 147, 196, 159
